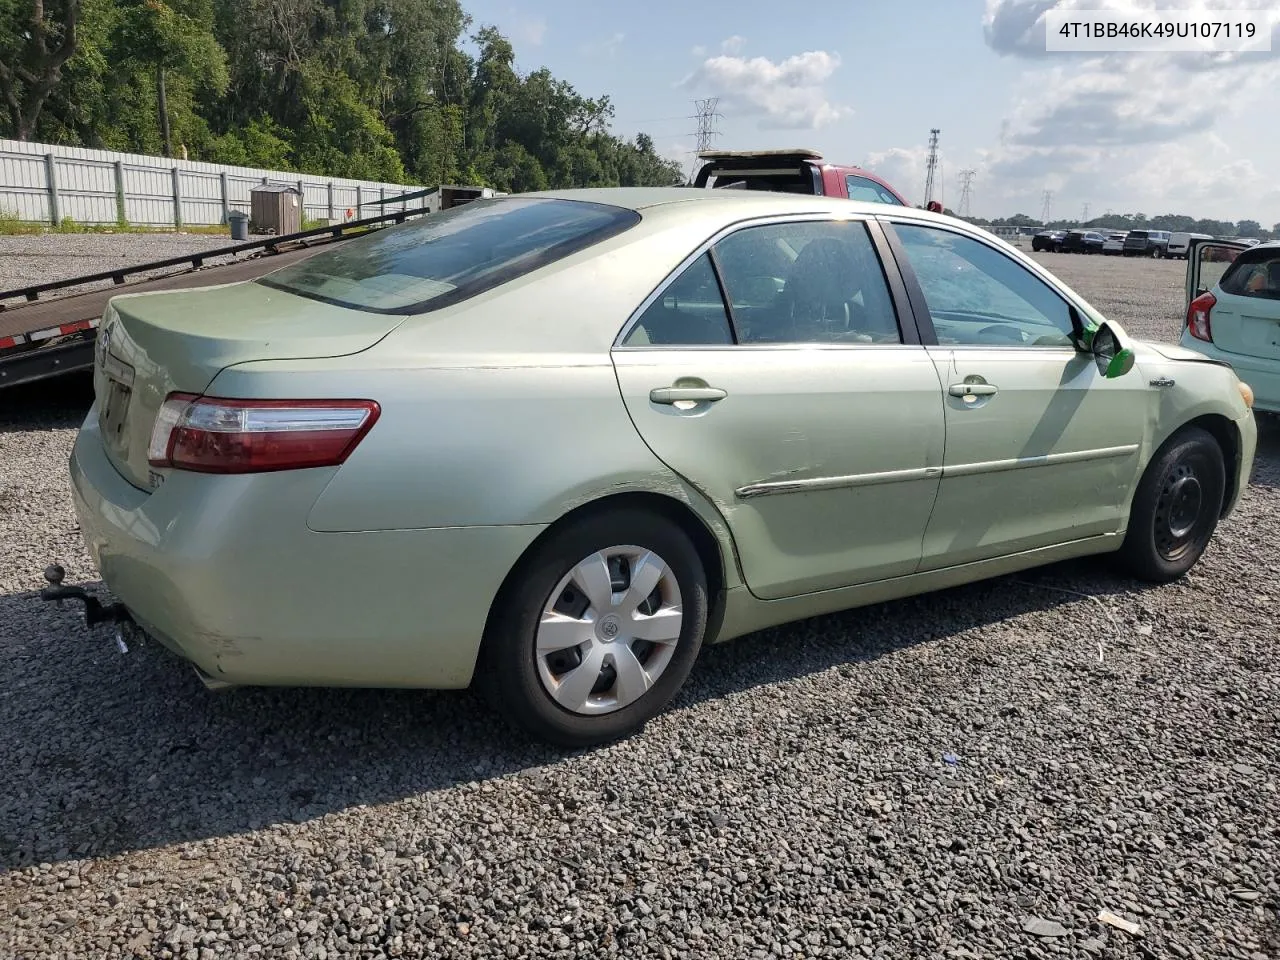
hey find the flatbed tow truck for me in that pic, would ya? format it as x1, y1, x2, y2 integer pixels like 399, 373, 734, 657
0, 185, 490, 392
691, 148, 915, 207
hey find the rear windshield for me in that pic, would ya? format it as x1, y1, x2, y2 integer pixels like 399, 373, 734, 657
1128, 231, 1149, 239
258, 197, 640, 314
1220, 249, 1280, 300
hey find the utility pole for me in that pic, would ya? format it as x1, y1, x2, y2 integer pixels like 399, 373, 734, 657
923, 128, 940, 207
1081, 202, 1090, 224
690, 98, 723, 180
1041, 189, 1054, 225
957, 169, 976, 218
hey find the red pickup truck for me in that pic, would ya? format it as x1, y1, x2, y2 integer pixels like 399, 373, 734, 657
692, 148, 923, 208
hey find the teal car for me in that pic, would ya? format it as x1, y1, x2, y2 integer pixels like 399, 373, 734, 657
1182, 237, 1280, 415
63, 189, 1257, 746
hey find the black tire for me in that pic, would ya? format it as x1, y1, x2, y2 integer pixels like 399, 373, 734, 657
479, 509, 709, 747
1116, 427, 1226, 582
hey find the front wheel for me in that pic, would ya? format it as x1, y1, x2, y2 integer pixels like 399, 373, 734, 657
480, 510, 709, 747
1116, 427, 1226, 582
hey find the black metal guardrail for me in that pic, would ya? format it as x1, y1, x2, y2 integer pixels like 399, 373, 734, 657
0, 204, 434, 308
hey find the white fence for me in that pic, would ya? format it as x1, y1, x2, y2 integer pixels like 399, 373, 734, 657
0, 138, 425, 228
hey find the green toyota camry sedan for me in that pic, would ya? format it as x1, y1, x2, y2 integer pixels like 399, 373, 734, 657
68, 188, 1258, 746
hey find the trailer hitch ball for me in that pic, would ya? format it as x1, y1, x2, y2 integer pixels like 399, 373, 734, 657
39, 562, 132, 628
44, 564, 66, 606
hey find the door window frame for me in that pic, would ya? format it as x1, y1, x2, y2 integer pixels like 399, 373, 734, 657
613, 213, 928, 350
877, 215, 1094, 353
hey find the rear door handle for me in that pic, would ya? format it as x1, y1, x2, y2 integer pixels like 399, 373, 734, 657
948, 382, 998, 397
650, 386, 728, 404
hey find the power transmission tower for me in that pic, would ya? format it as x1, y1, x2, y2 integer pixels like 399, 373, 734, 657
1081, 202, 1090, 224
689, 97, 723, 180
923, 128, 940, 206
1041, 189, 1054, 225
957, 169, 976, 218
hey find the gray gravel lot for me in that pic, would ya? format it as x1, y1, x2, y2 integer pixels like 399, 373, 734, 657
1, 243, 1278, 959
0, 232, 261, 305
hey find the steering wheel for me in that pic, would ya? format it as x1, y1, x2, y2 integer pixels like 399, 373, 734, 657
977, 323, 1027, 343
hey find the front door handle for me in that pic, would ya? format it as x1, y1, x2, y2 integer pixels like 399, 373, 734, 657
948, 382, 998, 397
650, 385, 728, 404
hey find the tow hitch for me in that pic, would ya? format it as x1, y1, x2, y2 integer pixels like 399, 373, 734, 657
40, 563, 135, 651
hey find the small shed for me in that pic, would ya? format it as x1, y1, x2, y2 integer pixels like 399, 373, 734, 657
250, 182, 303, 235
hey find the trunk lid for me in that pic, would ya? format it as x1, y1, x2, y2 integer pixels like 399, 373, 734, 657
93, 279, 404, 490
1208, 291, 1280, 361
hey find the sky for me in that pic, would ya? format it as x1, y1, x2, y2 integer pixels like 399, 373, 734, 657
457, 0, 1280, 226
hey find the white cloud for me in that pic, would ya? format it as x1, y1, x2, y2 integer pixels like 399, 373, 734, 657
582, 32, 625, 58
975, 0, 1280, 221
512, 15, 546, 46
721, 35, 747, 54
680, 50, 848, 130
691, 44, 707, 57
863, 147, 927, 205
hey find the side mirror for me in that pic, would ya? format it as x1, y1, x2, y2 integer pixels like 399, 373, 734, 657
1090, 321, 1135, 379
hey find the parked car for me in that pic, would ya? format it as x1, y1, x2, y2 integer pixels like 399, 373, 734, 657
1032, 230, 1065, 252
1061, 230, 1106, 254
1167, 232, 1213, 260
1181, 237, 1280, 415
60, 189, 1257, 746
1102, 231, 1129, 255
1123, 229, 1171, 257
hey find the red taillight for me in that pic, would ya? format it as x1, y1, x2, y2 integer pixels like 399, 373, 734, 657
1186, 291, 1215, 342
148, 394, 380, 474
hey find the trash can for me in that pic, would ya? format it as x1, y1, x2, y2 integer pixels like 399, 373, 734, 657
227, 210, 250, 241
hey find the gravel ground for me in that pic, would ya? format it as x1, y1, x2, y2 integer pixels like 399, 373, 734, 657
1, 246, 1278, 960
0, 233, 259, 303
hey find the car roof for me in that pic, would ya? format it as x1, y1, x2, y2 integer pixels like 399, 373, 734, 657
514, 186, 929, 221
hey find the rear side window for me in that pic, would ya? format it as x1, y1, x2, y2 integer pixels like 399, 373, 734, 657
623, 219, 902, 346
845, 175, 902, 205
1220, 250, 1280, 300
623, 253, 734, 346
258, 197, 640, 314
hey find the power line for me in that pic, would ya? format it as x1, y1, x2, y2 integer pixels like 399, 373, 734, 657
923, 128, 940, 206
957, 169, 976, 218
1041, 189, 1054, 225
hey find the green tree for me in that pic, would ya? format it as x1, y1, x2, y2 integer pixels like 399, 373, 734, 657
109, 0, 227, 156
0, 0, 82, 139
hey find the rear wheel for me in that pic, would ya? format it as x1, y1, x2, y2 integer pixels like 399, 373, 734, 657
480, 510, 708, 747
1116, 427, 1226, 582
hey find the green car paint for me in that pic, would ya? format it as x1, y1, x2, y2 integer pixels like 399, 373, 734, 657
69, 188, 1258, 698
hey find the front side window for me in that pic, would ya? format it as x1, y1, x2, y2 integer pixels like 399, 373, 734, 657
259, 197, 640, 314
891, 222, 1076, 347
1220, 249, 1280, 300
845, 175, 903, 205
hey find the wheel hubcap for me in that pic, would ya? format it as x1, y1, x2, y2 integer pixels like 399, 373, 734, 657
1154, 464, 1204, 561
534, 545, 683, 716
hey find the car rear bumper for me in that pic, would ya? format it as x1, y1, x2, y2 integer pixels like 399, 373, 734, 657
1177, 335, 1280, 414
69, 409, 544, 689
